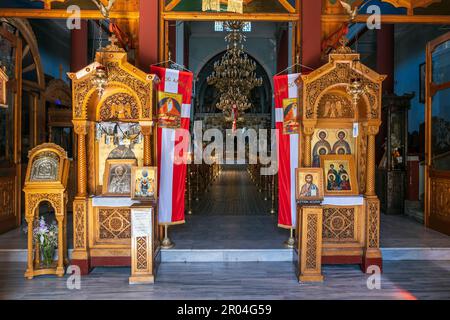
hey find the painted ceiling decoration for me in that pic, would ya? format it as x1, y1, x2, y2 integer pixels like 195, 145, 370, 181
166, 0, 295, 13
33, 0, 66, 10
380, 0, 442, 15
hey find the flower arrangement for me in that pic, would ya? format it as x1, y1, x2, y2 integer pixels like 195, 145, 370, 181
33, 217, 58, 267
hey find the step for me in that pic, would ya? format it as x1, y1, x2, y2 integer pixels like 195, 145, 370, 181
2, 247, 450, 263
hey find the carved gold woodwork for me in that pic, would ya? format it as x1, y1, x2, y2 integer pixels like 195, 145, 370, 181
297, 206, 324, 282
299, 42, 384, 268
129, 205, 159, 285
68, 37, 158, 271
23, 143, 70, 279
0, 66, 8, 108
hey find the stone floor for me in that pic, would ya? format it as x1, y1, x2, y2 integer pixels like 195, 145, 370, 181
2, 260, 450, 300
1, 167, 450, 250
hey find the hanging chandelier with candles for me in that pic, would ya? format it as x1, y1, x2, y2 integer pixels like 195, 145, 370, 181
207, 21, 262, 123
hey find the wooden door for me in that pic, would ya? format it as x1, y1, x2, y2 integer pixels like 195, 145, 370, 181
425, 32, 450, 235
0, 26, 22, 234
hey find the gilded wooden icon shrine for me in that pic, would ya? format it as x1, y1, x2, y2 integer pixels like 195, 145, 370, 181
23, 143, 70, 279
68, 37, 159, 274
297, 39, 386, 273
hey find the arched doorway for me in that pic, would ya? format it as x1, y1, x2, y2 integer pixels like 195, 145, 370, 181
194, 50, 272, 116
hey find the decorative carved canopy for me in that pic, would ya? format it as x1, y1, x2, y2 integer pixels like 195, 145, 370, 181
68, 37, 157, 122
300, 42, 386, 125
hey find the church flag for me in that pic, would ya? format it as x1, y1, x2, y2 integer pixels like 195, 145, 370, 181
274, 73, 300, 229
151, 66, 193, 225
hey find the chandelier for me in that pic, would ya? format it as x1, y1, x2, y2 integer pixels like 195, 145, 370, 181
207, 21, 262, 127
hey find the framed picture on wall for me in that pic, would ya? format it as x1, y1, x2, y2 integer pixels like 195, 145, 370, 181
320, 155, 359, 196
419, 62, 426, 103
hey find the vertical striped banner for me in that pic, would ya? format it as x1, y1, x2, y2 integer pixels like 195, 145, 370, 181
151, 66, 193, 225
274, 73, 300, 229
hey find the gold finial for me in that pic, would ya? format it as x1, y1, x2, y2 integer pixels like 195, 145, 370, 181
332, 36, 353, 54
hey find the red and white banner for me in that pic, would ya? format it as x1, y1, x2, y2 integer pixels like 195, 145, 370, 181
274, 73, 300, 229
151, 66, 193, 225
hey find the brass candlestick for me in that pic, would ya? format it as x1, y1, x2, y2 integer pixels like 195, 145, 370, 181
284, 228, 295, 249
161, 224, 175, 249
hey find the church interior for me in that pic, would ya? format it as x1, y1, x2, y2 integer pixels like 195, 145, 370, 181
0, 0, 450, 300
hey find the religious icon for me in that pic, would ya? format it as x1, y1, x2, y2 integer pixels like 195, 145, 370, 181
311, 128, 354, 167
282, 98, 299, 135
296, 168, 324, 203
30, 152, 60, 182
320, 154, 358, 196
131, 166, 158, 201
102, 159, 137, 196
157, 91, 183, 128
332, 130, 352, 154
312, 130, 332, 167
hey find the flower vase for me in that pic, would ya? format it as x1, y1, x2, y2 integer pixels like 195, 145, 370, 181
41, 245, 56, 267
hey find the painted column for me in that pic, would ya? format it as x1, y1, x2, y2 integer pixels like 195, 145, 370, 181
301, 0, 322, 69
376, 24, 394, 94
139, 0, 159, 69
70, 20, 88, 72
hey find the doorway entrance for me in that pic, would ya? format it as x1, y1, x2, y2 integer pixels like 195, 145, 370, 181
425, 31, 450, 236
160, 0, 301, 248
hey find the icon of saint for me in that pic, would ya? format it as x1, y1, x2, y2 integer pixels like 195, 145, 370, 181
332, 131, 352, 154
340, 174, 351, 190
327, 173, 339, 191
300, 174, 319, 198
109, 165, 130, 194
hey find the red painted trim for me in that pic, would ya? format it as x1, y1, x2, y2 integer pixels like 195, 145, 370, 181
70, 259, 90, 275
322, 255, 362, 265
90, 256, 131, 267
362, 257, 383, 274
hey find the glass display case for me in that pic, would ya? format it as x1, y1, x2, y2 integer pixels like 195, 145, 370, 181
376, 93, 413, 215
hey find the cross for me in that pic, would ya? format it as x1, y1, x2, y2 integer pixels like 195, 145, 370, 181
108, 34, 120, 48
339, 36, 350, 48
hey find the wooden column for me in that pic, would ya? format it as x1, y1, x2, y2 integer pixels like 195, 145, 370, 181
141, 124, 153, 166
24, 205, 34, 280
366, 126, 379, 196
55, 207, 65, 277
72, 120, 90, 274
363, 125, 382, 272
298, 206, 324, 282
74, 121, 89, 197
303, 127, 314, 167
